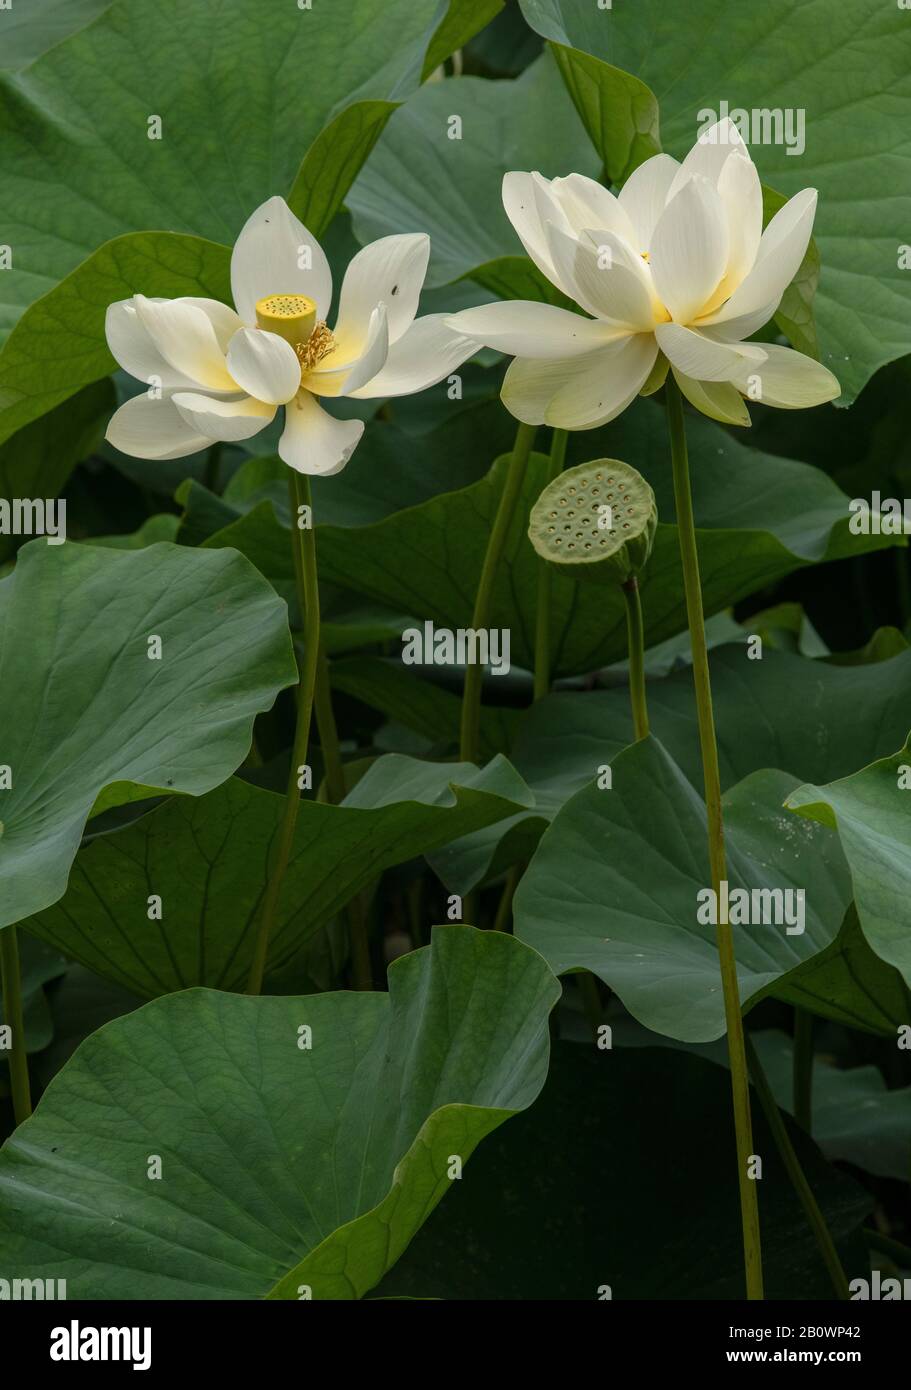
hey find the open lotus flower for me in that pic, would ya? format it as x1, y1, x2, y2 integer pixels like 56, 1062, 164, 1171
443, 119, 839, 429
105, 196, 475, 474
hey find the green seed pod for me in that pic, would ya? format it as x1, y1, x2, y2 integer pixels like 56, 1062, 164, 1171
528, 458, 657, 583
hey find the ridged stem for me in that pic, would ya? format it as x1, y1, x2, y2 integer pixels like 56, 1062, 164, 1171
746, 1036, 849, 1300
621, 576, 649, 739
246, 473, 320, 995
533, 428, 568, 701
665, 374, 763, 1300
314, 647, 372, 989
460, 422, 536, 762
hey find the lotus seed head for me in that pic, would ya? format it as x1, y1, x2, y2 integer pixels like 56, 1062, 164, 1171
527, 457, 658, 584
255, 292, 317, 345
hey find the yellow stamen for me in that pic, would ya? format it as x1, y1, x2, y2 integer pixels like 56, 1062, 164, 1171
295, 321, 336, 373
255, 292, 317, 347
640, 251, 651, 263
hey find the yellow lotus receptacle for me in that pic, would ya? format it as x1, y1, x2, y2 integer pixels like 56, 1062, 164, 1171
255, 293, 317, 347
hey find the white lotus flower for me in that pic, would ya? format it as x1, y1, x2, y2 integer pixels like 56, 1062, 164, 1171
105, 196, 475, 475
444, 119, 839, 429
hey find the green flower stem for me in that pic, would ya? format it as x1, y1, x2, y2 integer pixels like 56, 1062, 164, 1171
246, 472, 320, 996
314, 644, 346, 805
460, 421, 537, 762
621, 575, 649, 739
1, 926, 32, 1124
793, 1008, 814, 1132
492, 863, 521, 932
665, 374, 764, 1300
533, 428, 568, 701
745, 1036, 850, 1300
313, 645, 372, 990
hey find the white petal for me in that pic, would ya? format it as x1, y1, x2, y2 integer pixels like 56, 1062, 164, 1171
639, 351, 670, 397
133, 295, 235, 391
278, 391, 365, 476
649, 178, 729, 324
697, 301, 780, 344
716, 150, 763, 289
501, 172, 566, 295
180, 298, 244, 353
549, 172, 638, 246
541, 223, 603, 319
618, 154, 680, 250
442, 300, 621, 359
729, 344, 840, 409
105, 299, 197, 390
502, 333, 658, 429
310, 304, 389, 397
531, 172, 575, 242
334, 234, 428, 349
655, 322, 766, 381
226, 327, 301, 405
553, 226, 656, 330
667, 121, 763, 303
499, 355, 595, 425
230, 195, 332, 325
703, 188, 817, 331
172, 391, 275, 442
672, 368, 751, 426
667, 117, 750, 201
347, 314, 477, 400
105, 391, 212, 460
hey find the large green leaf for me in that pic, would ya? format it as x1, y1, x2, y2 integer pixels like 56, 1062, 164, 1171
0, 540, 296, 929
0, 380, 113, 563
0, 926, 560, 1299
522, 643, 911, 805
514, 740, 869, 1041
0, 0, 494, 442
189, 399, 515, 533
788, 737, 911, 990
0, 234, 231, 447
754, 1031, 911, 1183
376, 1043, 871, 1300
330, 656, 519, 761
22, 756, 534, 996
519, 0, 911, 403
311, 408, 893, 679
349, 54, 600, 288
769, 906, 910, 1039
0, 0, 489, 337
430, 639, 911, 896
0, 0, 112, 71
543, 40, 660, 185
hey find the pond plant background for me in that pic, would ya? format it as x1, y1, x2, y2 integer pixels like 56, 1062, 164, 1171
0, 0, 910, 1304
